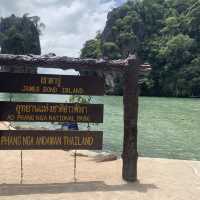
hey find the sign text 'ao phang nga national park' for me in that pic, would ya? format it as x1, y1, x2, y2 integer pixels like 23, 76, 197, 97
0, 72, 104, 150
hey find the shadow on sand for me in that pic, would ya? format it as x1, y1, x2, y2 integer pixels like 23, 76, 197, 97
0, 181, 158, 196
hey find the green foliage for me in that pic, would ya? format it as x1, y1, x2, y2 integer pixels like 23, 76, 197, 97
0, 14, 42, 55
0, 32, 5, 45
69, 95, 96, 128
158, 34, 194, 65
2, 26, 25, 54
102, 42, 121, 59
81, 38, 102, 59
69, 95, 92, 104
81, 0, 200, 97
177, 56, 200, 96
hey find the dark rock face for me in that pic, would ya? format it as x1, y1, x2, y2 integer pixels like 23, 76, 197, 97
79, 70, 123, 95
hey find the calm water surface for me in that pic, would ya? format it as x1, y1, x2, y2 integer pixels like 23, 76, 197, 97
0, 93, 200, 160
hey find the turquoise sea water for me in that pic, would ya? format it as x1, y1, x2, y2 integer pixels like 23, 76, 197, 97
0, 93, 200, 161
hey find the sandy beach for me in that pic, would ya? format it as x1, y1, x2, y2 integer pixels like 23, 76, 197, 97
0, 150, 199, 200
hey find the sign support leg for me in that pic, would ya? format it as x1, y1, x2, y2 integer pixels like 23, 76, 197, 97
74, 150, 77, 182
8, 93, 24, 184
20, 150, 23, 184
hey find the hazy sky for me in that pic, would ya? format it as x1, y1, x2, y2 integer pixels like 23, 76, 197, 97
0, 0, 126, 57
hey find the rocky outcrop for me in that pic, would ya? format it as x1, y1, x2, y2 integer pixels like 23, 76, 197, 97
0, 122, 15, 130
93, 154, 118, 162
102, 71, 123, 95
70, 150, 118, 162
79, 70, 123, 95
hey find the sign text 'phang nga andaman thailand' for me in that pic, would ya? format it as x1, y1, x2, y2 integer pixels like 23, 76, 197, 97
0, 101, 103, 123
0, 73, 104, 95
0, 130, 103, 150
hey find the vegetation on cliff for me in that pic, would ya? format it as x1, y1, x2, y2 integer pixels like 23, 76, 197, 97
0, 14, 43, 55
81, 0, 200, 97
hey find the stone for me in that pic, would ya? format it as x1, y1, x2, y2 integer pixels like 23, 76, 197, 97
93, 153, 118, 162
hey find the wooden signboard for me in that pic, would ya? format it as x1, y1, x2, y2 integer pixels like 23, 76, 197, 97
0, 130, 103, 150
0, 53, 142, 182
0, 101, 103, 123
0, 73, 104, 95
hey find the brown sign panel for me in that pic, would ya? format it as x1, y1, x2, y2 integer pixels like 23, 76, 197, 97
0, 101, 103, 123
0, 130, 103, 150
0, 73, 104, 95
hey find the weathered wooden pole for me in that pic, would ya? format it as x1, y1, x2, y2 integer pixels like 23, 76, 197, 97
122, 55, 139, 182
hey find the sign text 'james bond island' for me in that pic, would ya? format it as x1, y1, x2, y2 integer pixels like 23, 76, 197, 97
0, 73, 104, 95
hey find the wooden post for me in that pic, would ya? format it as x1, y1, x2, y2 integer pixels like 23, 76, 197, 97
122, 55, 139, 182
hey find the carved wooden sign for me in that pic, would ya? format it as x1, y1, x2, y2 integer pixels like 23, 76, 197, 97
0, 73, 104, 95
0, 130, 103, 150
0, 101, 103, 123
